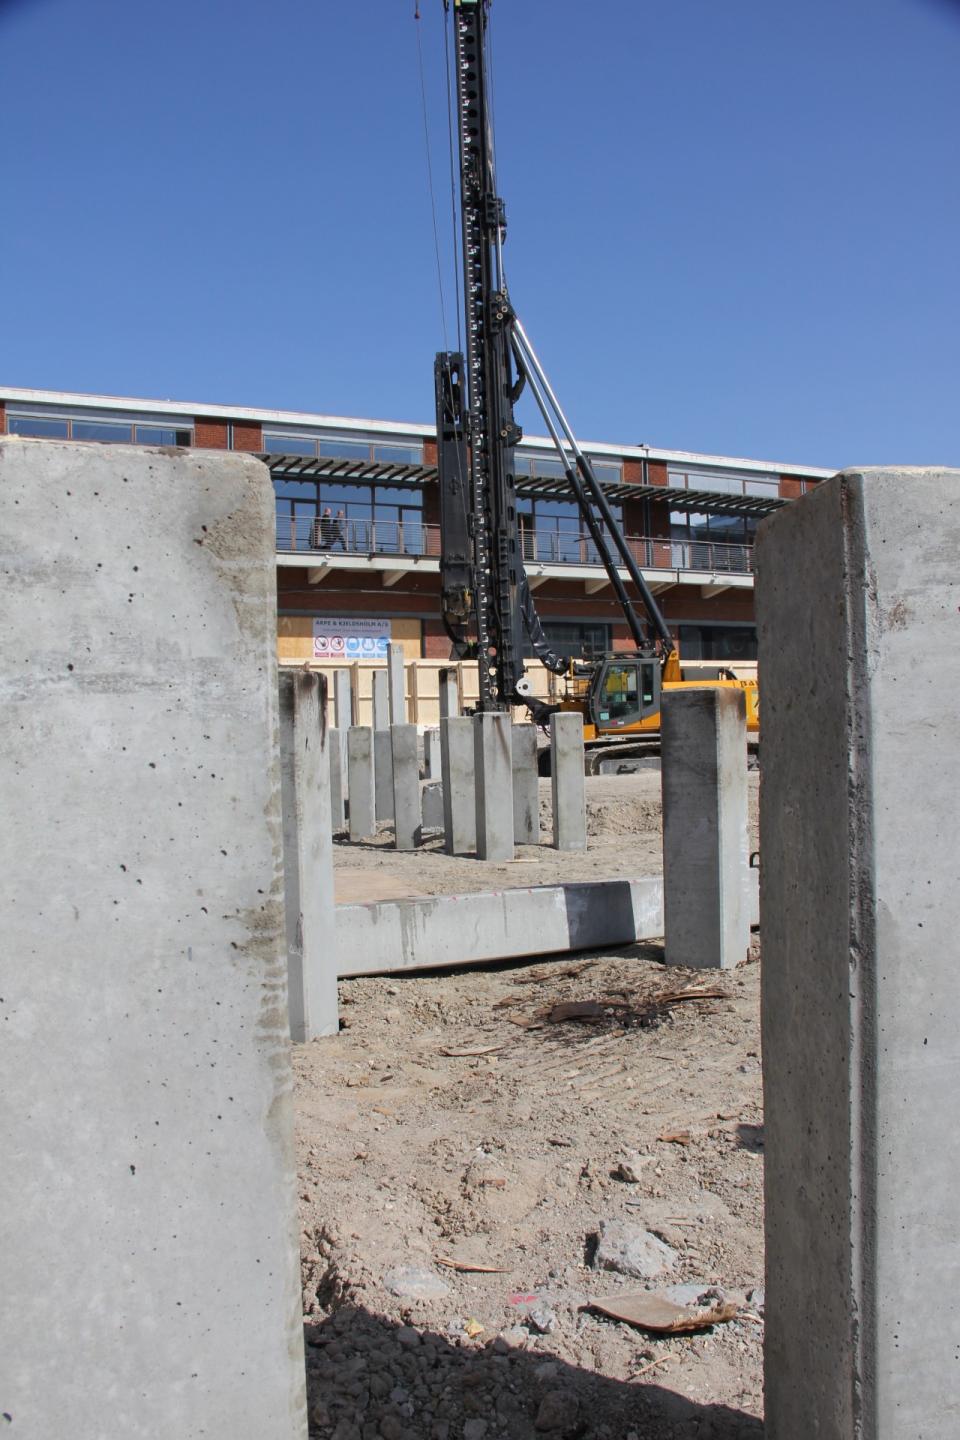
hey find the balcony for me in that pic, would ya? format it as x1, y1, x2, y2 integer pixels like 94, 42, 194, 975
275, 514, 754, 577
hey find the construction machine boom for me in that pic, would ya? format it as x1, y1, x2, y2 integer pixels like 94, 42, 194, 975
434, 0, 758, 746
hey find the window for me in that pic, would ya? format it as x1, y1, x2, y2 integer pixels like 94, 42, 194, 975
517, 495, 623, 565
668, 466, 777, 496
678, 624, 757, 662
272, 478, 425, 554
523, 620, 610, 660
263, 432, 424, 465
514, 450, 622, 485
6, 413, 191, 445
669, 511, 754, 572
8, 416, 69, 438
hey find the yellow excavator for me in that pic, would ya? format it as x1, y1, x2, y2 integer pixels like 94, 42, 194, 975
434, 0, 759, 760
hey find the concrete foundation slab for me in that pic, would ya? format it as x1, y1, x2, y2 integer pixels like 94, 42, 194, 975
756, 468, 960, 1440
0, 439, 306, 1439
512, 723, 540, 844
347, 726, 376, 841
391, 723, 422, 851
475, 711, 514, 861
336, 877, 665, 976
551, 712, 587, 851
661, 688, 748, 970
441, 715, 476, 855
280, 671, 338, 1041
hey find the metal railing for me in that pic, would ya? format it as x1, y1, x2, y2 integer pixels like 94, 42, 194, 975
275, 515, 753, 575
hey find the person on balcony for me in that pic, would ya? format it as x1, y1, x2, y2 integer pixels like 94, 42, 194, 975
330, 509, 349, 552
311, 507, 334, 550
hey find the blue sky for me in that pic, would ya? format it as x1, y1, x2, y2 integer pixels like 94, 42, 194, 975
1, 0, 957, 469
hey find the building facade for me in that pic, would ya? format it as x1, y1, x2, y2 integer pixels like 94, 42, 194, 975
0, 386, 832, 673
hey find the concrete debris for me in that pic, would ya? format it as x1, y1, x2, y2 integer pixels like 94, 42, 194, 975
592, 1220, 678, 1280
613, 1151, 653, 1183
383, 1265, 451, 1301
534, 1389, 581, 1432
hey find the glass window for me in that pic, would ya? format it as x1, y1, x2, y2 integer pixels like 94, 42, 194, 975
8, 415, 69, 438
373, 443, 423, 464
744, 477, 780, 496
135, 426, 181, 446
264, 434, 317, 456
678, 624, 758, 661
588, 459, 622, 485
374, 485, 423, 509
319, 439, 373, 462
71, 421, 133, 443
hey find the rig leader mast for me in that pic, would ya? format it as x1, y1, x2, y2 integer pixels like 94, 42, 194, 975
435, 0, 674, 714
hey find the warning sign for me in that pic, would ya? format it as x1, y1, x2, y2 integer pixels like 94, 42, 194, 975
312, 617, 391, 660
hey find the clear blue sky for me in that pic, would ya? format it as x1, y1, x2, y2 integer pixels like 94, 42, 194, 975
1, 0, 957, 470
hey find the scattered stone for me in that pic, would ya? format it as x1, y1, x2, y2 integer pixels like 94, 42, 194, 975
525, 1303, 557, 1335
534, 1389, 580, 1432
746, 1286, 765, 1316
593, 1221, 678, 1280
662, 1283, 728, 1308
383, 1265, 450, 1302
463, 1421, 488, 1440
613, 1152, 653, 1184
499, 1325, 530, 1350
396, 1326, 421, 1348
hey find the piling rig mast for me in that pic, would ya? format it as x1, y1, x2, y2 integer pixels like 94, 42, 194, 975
435, 0, 676, 716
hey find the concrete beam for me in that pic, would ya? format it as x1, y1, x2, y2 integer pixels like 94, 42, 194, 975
757, 467, 960, 1440
512, 723, 540, 845
329, 728, 346, 831
373, 730, 394, 822
279, 671, 338, 1041
307, 563, 331, 585
474, 712, 514, 861
387, 642, 405, 724
372, 669, 390, 732
0, 439, 307, 1439
390, 724, 422, 851
438, 668, 460, 721
333, 668, 352, 732
661, 687, 748, 969
441, 716, 476, 855
551, 712, 587, 851
584, 577, 609, 595
526, 572, 548, 591
381, 569, 405, 588
700, 582, 732, 599
337, 878, 665, 976
346, 727, 376, 841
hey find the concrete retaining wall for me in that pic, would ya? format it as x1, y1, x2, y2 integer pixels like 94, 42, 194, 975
0, 440, 306, 1438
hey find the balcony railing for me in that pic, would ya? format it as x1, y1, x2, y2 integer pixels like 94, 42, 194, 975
275, 515, 754, 575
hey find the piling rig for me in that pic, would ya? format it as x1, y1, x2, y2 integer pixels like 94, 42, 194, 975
435, 0, 758, 758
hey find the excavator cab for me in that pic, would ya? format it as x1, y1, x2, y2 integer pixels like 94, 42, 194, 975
588, 656, 661, 732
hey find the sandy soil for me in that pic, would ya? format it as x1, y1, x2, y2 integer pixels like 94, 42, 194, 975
333, 775, 759, 903
297, 772, 765, 1439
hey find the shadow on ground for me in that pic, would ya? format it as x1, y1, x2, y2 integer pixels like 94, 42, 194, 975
304, 1304, 763, 1440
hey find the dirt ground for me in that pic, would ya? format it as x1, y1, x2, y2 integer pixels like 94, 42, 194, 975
296, 774, 765, 1440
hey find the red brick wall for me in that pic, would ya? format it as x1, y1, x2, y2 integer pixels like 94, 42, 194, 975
423, 439, 438, 465
0, 401, 6, 434
194, 420, 229, 449
779, 475, 803, 500
232, 421, 263, 452
423, 620, 453, 659
648, 461, 668, 486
